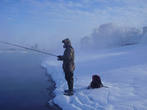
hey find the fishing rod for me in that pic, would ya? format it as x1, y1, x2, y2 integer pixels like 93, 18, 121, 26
0, 41, 57, 57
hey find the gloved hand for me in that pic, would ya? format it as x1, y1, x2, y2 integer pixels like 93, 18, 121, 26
57, 55, 62, 60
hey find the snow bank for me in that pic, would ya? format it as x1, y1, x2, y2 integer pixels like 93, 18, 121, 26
42, 44, 147, 110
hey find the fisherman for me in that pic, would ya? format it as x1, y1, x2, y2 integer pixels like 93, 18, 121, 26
57, 38, 75, 95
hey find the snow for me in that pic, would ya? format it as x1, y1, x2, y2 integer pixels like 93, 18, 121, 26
42, 44, 147, 110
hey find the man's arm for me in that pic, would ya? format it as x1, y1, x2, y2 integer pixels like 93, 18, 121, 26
57, 55, 64, 61
57, 48, 74, 61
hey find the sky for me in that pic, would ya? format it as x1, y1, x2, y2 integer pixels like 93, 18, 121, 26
0, 0, 147, 50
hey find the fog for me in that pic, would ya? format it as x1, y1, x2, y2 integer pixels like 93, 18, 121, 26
0, 25, 60, 51
80, 23, 147, 50
141, 26, 147, 44
1, 0, 147, 53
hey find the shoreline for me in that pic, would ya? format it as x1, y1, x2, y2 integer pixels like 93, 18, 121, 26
43, 68, 62, 110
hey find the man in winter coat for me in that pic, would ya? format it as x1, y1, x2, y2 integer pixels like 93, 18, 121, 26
57, 38, 75, 95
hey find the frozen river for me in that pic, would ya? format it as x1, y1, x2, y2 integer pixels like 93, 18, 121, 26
0, 51, 61, 110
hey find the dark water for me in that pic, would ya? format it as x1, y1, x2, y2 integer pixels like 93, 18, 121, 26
0, 51, 61, 110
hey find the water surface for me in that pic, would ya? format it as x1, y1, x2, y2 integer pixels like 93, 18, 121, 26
0, 51, 61, 110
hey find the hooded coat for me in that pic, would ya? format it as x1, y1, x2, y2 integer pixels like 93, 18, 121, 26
58, 38, 75, 73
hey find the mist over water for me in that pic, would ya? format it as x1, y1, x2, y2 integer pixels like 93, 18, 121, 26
80, 23, 147, 51
1, 23, 147, 55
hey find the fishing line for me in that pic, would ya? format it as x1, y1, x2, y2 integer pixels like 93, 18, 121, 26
0, 41, 57, 57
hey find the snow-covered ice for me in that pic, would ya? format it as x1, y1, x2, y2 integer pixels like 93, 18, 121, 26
42, 44, 147, 110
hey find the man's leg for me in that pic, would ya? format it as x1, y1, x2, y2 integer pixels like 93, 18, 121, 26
68, 72, 73, 91
64, 72, 70, 92
65, 72, 74, 92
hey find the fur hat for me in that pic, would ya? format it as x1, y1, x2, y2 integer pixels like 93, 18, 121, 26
62, 38, 71, 46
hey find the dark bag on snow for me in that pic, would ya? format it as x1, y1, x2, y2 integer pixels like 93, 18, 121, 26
88, 75, 103, 89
